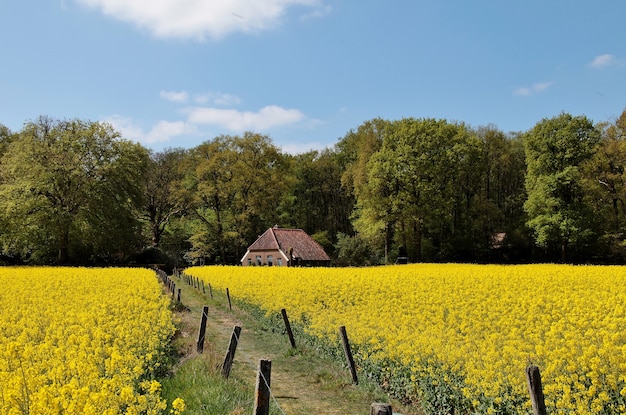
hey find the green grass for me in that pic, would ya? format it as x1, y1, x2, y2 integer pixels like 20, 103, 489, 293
160, 354, 253, 415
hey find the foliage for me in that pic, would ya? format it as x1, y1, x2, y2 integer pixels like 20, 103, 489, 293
184, 133, 290, 264
0, 117, 149, 264
188, 264, 626, 414
523, 113, 601, 261
0, 267, 180, 415
141, 148, 191, 250
2, 109, 626, 264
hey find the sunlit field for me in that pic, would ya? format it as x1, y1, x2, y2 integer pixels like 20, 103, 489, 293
0, 267, 178, 415
187, 264, 626, 414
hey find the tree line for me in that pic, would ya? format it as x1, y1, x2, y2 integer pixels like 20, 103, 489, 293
0, 109, 625, 267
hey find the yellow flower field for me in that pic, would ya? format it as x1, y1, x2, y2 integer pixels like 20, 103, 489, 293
0, 267, 177, 415
187, 264, 626, 414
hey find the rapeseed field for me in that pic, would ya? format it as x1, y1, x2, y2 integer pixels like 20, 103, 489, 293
0, 267, 181, 415
188, 264, 626, 414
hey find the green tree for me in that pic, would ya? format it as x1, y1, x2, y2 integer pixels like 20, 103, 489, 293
141, 148, 190, 249
352, 118, 481, 263
185, 133, 289, 264
582, 108, 626, 260
287, 149, 353, 242
474, 127, 529, 261
0, 116, 148, 264
523, 113, 601, 262
336, 118, 389, 261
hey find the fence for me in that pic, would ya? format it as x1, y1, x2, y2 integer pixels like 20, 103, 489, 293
163, 270, 549, 415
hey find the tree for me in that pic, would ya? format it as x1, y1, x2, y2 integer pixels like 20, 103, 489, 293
523, 113, 601, 262
351, 118, 481, 263
141, 148, 190, 249
287, 149, 353, 241
185, 133, 289, 264
336, 118, 389, 261
474, 127, 529, 261
582, 108, 626, 260
0, 116, 148, 264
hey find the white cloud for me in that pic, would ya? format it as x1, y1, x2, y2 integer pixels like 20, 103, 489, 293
193, 92, 241, 106
590, 54, 615, 68
104, 115, 196, 144
589, 54, 626, 69
513, 81, 553, 97
187, 105, 305, 131
75, 0, 326, 40
160, 90, 189, 103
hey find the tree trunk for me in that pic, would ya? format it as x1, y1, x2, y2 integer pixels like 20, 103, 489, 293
414, 219, 422, 262
58, 227, 69, 265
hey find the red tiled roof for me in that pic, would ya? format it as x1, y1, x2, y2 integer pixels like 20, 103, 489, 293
248, 228, 330, 261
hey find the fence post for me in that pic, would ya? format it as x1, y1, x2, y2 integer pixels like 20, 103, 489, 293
339, 325, 358, 384
208, 283, 213, 299
226, 288, 232, 310
281, 308, 296, 348
221, 326, 242, 379
196, 306, 209, 353
177, 288, 181, 303
370, 403, 393, 415
526, 365, 547, 415
253, 359, 272, 415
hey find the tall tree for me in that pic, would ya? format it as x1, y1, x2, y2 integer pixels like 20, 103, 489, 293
141, 148, 190, 248
287, 149, 353, 241
336, 118, 389, 260
523, 113, 601, 262
0, 116, 148, 264
185, 133, 289, 264
474, 127, 529, 260
582, 108, 626, 259
352, 118, 480, 263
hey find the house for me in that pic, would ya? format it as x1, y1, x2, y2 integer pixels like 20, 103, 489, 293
240, 226, 331, 267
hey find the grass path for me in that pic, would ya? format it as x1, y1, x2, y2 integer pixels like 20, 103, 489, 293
160, 273, 421, 415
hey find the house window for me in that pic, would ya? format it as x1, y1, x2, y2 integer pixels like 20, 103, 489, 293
256, 255, 262, 265
247, 258, 252, 266
267, 255, 273, 266
277, 258, 282, 266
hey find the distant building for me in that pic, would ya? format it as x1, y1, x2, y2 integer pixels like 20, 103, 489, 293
240, 226, 331, 267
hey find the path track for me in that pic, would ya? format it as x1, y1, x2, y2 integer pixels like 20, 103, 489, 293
171, 274, 420, 415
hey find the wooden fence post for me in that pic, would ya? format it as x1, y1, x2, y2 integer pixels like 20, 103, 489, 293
196, 306, 209, 353
526, 365, 547, 415
281, 308, 296, 348
208, 283, 213, 299
253, 359, 272, 415
177, 288, 181, 303
370, 403, 393, 415
226, 288, 232, 310
221, 326, 241, 379
339, 325, 358, 384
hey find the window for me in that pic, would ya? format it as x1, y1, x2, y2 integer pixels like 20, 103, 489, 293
256, 255, 262, 265
277, 258, 282, 266
247, 258, 252, 266
267, 255, 273, 266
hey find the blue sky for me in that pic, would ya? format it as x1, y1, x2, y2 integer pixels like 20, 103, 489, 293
1, 1, 625, 154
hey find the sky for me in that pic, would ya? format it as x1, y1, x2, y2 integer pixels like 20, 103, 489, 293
1, 1, 625, 154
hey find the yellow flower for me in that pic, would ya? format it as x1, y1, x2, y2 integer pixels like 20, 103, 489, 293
188, 264, 626, 414
170, 397, 186, 414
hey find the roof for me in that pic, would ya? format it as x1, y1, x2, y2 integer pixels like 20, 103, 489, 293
247, 227, 330, 261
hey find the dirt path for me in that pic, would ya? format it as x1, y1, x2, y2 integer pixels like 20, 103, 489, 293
172, 277, 420, 415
